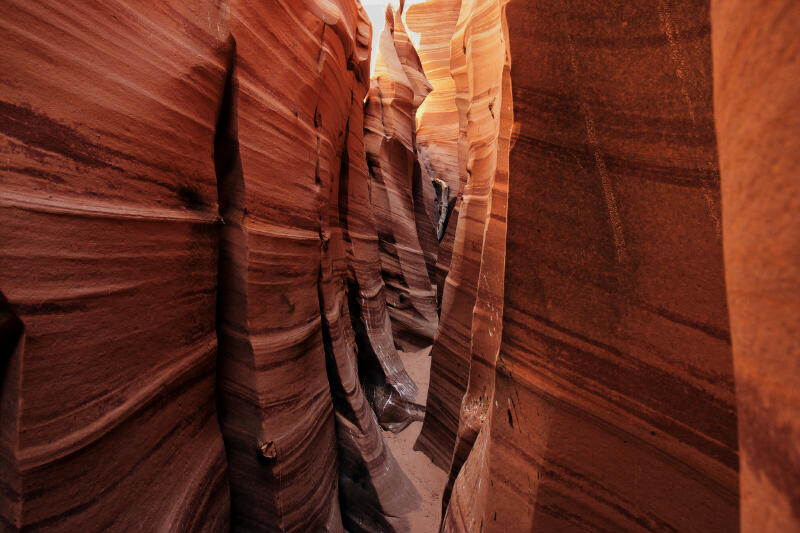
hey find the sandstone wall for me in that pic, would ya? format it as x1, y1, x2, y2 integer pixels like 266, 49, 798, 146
441, 1, 740, 531
415, 0, 512, 476
0, 1, 418, 532
365, 6, 438, 353
0, 3, 232, 530
712, 1, 800, 531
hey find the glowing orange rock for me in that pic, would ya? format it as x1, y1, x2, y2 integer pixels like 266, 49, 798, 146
365, 5, 437, 352
713, 1, 800, 531
445, 1, 739, 531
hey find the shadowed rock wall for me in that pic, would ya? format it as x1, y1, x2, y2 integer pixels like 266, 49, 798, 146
365, 6, 438, 353
0, 1, 419, 532
0, 3, 232, 530
2, 1, 799, 532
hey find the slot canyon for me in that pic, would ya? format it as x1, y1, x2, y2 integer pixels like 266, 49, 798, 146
0, 0, 798, 532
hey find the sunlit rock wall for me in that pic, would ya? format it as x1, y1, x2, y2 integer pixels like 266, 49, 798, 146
415, 0, 512, 474
712, 1, 800, 531
443, 1, 739, 531
406, 0, 462, 300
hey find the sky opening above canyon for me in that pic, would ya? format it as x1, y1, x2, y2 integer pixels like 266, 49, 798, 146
362, 0, 423, 72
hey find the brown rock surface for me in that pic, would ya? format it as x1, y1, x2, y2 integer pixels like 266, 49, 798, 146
415, 0, 511, 473
217, 1, 420, 530
215, 2, 352, 529
365, 5, 438, 352
712, 1, 800, 531
0, 1, 420, 531
3, 1, 799, 532
444, 1, 739, 531
0, 2, 232, 531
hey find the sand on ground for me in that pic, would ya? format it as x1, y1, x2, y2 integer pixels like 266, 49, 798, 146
382, 346, 448, 533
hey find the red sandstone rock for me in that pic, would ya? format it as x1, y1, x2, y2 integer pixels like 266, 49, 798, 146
444, 0, 513, 510
712, 1, 800, 531
217, 1, 421, 531
322, 80, 420, 533
0, 2, 232, 531
444, 1, 739, 531
0, 1, 420, 531
215, 2, 349, 528
365, 6, 437, 352
415, 0, 511, 474
407, 0, 461, 201
406, 0, 463, 306
2, 2, 799, 532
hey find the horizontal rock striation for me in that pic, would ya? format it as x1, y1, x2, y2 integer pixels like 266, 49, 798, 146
365, 5, 438, 354
3, 1, 799, 532
406, 0, 463, 308
0, 2, 232, 531
443, 0, 740, 531
415, 0, 512, 474
0, 1, 419, 531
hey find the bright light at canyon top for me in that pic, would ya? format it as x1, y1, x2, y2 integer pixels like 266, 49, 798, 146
362, 0, 423, 73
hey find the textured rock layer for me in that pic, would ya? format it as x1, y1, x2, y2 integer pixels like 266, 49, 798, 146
441, 1, 740, 531
0, 3, 231, 530
415, 0, 512, 474
712, 1, 800, 531
2, 1, 799, 532
365, 6, 438, 354
0, 1, 418, 532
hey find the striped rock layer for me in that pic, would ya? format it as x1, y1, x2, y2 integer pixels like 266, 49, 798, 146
435, 0, 742, 531
365, 5, 438, 354
1, 1, 419, 532
0, 2, 232, 531
2, 1, 799, 533
406, 0, 463, 305
415, 0, 512, 475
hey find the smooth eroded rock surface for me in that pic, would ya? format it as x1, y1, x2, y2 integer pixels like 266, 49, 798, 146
712, 0, 800, 531
0, 2, 232, 530
444, 1, 739, 531
415, 0, 511, 474
365, 6, 438, 354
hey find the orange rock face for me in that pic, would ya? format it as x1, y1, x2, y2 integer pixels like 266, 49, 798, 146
0, 3, 232, 530
1, 1, 418, 531
441, 1, 740, 531
712, 1, 800, 531
405, 0, 463, 315
365, 6, 438, 354
415, 0, 512, 475
2, 1, 799, 532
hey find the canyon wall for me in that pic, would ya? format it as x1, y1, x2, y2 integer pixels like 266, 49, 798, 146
0, 2, 232, 530
2, 1, 799, 532
365, 6, 438, 354
414, 0, 512, 474
712, 1, 800, 531
0, 1, 419, 532
419, 0, 744, 531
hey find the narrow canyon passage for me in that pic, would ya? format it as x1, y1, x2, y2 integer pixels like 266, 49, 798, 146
1, 1, 798, 533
